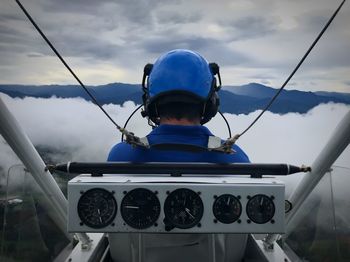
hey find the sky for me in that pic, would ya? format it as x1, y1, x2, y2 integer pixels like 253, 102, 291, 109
1, 93, 349, 196
0, 0, 349, 92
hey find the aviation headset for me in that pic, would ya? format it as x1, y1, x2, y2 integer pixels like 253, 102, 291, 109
141, 49, 222, 125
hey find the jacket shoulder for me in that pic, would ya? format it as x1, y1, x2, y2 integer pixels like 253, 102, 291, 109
107, 142, 138, 161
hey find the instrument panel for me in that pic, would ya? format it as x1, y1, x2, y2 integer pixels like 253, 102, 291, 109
68, 175, 284, 233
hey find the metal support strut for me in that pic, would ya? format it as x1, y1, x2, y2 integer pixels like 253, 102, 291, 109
263, 110, 350, 250
0, 96, 92, 249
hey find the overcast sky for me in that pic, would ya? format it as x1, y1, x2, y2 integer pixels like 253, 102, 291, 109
1, 0, 349, 92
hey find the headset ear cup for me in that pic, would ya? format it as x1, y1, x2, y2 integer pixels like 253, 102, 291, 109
141, 63, 154, 119
148, 103, 159, 125
141, 85, 149, 118
201, 77, 219, 124
201, 92, 219, 124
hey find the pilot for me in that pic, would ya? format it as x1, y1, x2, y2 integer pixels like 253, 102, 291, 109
108, 49, 250, 262
108, 49, 249, 163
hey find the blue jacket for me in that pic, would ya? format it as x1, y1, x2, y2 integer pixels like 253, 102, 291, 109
108, 124, 250, 163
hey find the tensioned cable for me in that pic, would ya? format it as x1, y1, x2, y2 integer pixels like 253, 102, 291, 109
14, 0, 123, 131
121, 104, 143, 142
14, 0, 346, 153
237, 0, 346, 138
218, 111, 232, 138
121, 108, 233, 142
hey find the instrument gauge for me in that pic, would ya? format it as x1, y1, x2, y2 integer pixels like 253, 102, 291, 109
246, 194, 275, 224
164, 188, 204, 229
121, 188, 161, 229
77, 188, 117, 229
213, 194, 242, 224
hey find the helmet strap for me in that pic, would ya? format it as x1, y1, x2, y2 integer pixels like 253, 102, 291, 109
201, 101, 207, 122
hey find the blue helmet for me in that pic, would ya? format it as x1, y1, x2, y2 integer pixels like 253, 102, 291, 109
141, 49, 221, 124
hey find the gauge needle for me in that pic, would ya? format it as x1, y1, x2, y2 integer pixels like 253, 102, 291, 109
97, 209, 103, 223
260, 198, 264, 206
227, 198, 230, 205
185, 208, 195, 219
125, 206, 139, 209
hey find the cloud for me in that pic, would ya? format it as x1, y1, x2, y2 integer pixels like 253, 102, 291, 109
27, 52, 45, 58
141, 34, 250, 66
156, 11, 202, 25
220, 16, 279, 41
1, 94, 349, 197
1, 0, 349, 90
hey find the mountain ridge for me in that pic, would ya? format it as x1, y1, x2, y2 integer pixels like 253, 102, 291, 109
1, 82, 349, 115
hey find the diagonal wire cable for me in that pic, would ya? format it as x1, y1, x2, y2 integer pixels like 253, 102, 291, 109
14, 0, 123, 131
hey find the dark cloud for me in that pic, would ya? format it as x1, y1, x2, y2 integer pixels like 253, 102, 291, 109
41, 0, 114, 14
156, 12, 202, 24
294, 8, 339, 33
220, 16, 278, 40
140, 34, 250, 66
0, 21, 44, 55
0, 13, 26, 22
248, 74, 276, 80
48, 33, 122, 60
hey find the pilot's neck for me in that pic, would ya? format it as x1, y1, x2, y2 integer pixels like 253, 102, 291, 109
159, 117, 200, 126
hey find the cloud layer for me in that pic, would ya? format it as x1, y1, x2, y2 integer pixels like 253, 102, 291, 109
1, 94, 349, 196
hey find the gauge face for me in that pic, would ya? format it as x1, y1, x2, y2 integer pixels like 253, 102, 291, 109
164, 188, 204, 229
246, 194, 275, 224
121, 188, 160, 229
213, 194, 242, 224
78, 188, 117, 229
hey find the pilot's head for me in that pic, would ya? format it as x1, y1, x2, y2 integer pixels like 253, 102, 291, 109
141, 49, 221, 125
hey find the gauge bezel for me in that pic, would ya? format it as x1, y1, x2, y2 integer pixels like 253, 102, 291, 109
246, 194, 275, 224
121, 188, 161, 229
164, 188, 204, 229
212, 194, 242, 224
77, 188, 117, 229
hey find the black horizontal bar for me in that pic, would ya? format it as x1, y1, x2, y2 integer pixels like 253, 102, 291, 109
51, 162, 311, 176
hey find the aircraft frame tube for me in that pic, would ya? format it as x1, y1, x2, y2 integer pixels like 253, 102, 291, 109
264, 109, 350, 247
286, 109, 350, 225
0, 96, 90, 245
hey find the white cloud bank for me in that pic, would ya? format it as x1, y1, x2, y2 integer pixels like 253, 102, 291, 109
0, 94, 349, 195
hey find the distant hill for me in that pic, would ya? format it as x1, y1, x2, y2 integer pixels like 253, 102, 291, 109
1, 82, 349, 114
